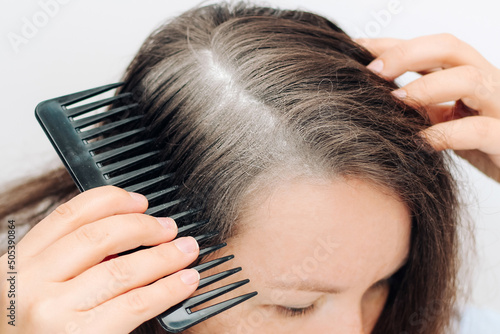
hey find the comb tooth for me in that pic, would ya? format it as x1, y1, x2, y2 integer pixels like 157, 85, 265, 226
194, 231, 218, 243
157, 290, 257, 333
57, 83, 124, 106
144, 184, 178, 202
99, 151, 160, 174
145, 198, 186, 216
124, 178, 176, 194
182, 279, 251, 309
92, 139, 153, 163
185, 292, 257, 324
107, 162, 166, 187
198, 267, 242, 290
198, 243, 227, 258
170, 208, 202, 221
86, 128, 146, 151
71, 103, 137, 128
177, 219, 210, 235
191, 255, 234, 273
79, 116, 143, 140
192, 291, 257, 315
65, 94, 133, 118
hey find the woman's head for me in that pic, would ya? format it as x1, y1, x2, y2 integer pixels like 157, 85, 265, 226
119, 2, 460, 333
195, 176, 412, 333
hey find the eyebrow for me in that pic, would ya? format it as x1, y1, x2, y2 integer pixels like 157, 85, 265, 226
265, 255, 409, 294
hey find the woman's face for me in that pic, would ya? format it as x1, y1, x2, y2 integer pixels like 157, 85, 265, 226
191, 177, 411, 334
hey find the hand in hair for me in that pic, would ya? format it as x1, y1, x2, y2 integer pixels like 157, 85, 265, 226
0, 186, 200, 334
356, 33, 500, 183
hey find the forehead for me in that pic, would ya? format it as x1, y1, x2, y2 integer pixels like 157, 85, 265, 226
232, 177, 411, 288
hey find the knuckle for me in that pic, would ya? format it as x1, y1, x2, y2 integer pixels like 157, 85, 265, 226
392, 43, 408, 61
439, 33, 463, 56
95, 185, 131, 203
438, 33, 460, 46
411, 78, 432, 101
159, 276, 180, 299
104, 257, 134, 285
101, 185, 125, 195
27, 297, 57, 325
438, 32, 460, 45
471, 118, 490, 137
108, 185, 131, 199
462, 65, 483, 84
75, 224, 106, 245
149, 243, 173, 262
124, 290, 148, 315
126, 213, 153, 236
130, 213, 149, 229
415, 76, 430, 91
53, 202, 76, 220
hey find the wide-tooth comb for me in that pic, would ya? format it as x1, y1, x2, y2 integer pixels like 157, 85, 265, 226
35, 83, 257, 332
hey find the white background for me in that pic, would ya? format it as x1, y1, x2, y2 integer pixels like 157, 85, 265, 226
1, 0, 499, 313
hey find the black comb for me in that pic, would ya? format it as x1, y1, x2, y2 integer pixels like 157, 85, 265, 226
35, 83, 257, 333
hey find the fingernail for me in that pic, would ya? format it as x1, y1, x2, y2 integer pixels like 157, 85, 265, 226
129, 192, 146, 203
392, 89, 407, 99
367, 59, 384, 74
180, 269, 200, 285
174, 237, 199, 254
156, 217, 176, 230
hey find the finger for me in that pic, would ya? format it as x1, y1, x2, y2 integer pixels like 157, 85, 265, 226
354, 37, 402, 56
417, 67, 444, 76
81, 269, 200, 334
355, 37, 443, 76
422, 102, 481, 126
66, 237, 199, 309
420, 116, 500, 159
454, 149, 500, 183
422, 104, 454, 125
31, 214, 177, 281
393, 66, 498, 114
19, 186, 148, 257
365, 33, 492, 80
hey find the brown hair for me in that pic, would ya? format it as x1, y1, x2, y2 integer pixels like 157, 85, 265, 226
1, 2, 465, 333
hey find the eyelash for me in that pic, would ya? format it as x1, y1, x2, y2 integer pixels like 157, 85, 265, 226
275, 304, 316, 318
274, 276, 396, 318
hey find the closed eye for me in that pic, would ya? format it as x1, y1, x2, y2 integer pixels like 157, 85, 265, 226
270, 275, 396, 318
274, 304, 316, 318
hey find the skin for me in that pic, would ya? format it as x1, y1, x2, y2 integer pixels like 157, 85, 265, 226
0, 186, 201, 334
0, 33, 499, 333
356, 33, 500, 182
190, 177, 411, 334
